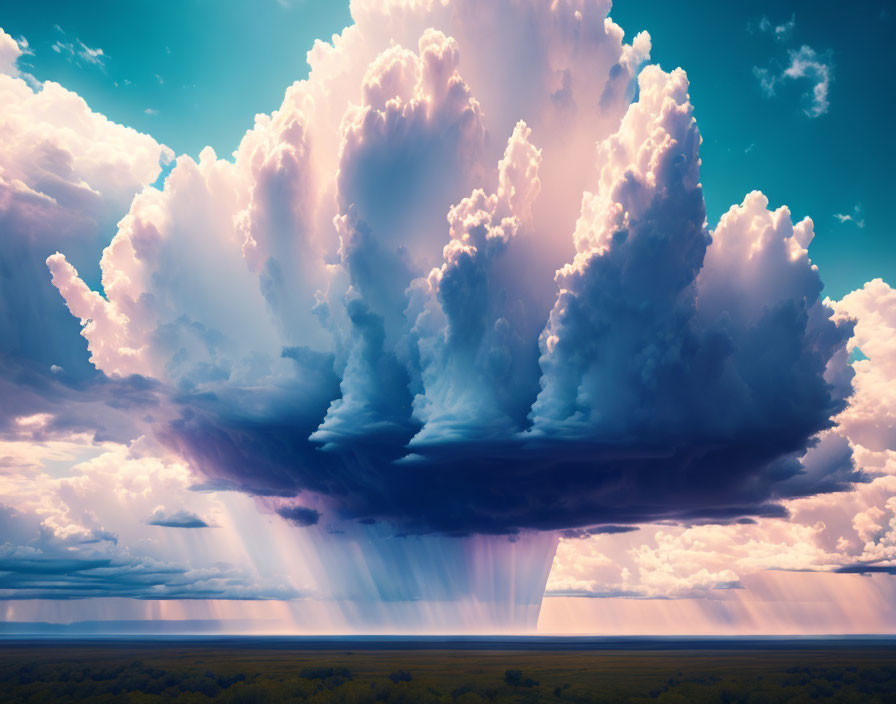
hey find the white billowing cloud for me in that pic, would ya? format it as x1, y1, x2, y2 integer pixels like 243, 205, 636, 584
47, 254, 150, 378
699, 192, 816, 315
0, 32, 165, 213
0, 27, 22, 76
50, 147, 286, 382
337, 29, 487, 266
831, 279, 896, 452
696, 190, 854, 418
548, 517, 840, 599
0, 28, 172, 379
0, 80, 166, 209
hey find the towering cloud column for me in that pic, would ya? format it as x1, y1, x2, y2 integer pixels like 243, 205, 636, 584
41, 1, 857, 629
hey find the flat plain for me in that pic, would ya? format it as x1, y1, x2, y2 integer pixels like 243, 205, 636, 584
1, 639, 895, 703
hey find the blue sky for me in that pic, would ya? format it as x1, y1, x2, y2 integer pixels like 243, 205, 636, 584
3, 0, 351, 161
3, 0, 892, 298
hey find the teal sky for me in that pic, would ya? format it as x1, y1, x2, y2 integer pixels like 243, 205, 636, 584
3, 0, 352, 161
2, 0, 892, 298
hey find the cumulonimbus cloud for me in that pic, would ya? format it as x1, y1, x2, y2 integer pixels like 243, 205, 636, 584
42, 0, 859, 536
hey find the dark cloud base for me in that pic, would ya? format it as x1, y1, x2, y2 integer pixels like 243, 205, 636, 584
164, 402, 860, 535
147, 510, 210, 528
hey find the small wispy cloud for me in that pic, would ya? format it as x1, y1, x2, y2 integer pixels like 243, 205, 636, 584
754, 45, 832, 118
52, 39, 107, 68
753, 66, 775, 97
77, 41, 105, 66
15, 35, 33, 57
144, 107, 159, 116
783, 46, 831, 117
51, 26, 106, 70
834, 205, 865, 228
757, 14, 795, 41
